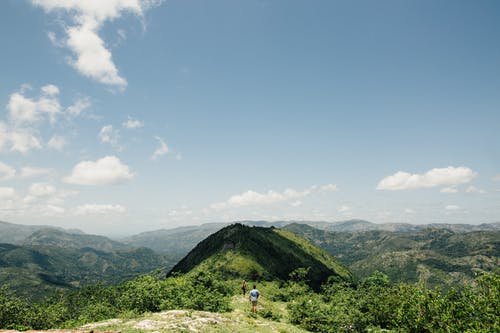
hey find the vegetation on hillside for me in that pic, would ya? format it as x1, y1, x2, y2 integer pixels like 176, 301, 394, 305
0, 243, 171, 300
169, 224, 353, 290
0, 269, 498, 332
285, 223, 500, 288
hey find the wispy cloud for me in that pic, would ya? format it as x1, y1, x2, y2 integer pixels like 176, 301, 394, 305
75, 204, 126, 215
98, 125, 121, 150
440, 186, 458, 194
123, 117, 144, 129
47, 135, 67, 151
377, 166, 477, 191
32, 0, 164, 89
465, 185, 486, 194
151, 136, 169, 160
0, 162, 16, 181
20, 166, 53, 179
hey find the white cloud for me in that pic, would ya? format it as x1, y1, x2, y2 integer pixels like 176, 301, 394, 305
98, 125, 121, 149
47, 135, 67, 150
320, 184, 338, 192
465, 186, 485, 194
41, 205, 66, 216
377, 166, 477, 191
64, 155, 134, 185
0, 187, 18, 200
151, 136, 169, 160
1, 85, 90, 154
75, 204, 126, 215
66, 98, 91, 116
20, 166, 53, 179
445, 205, 460, 211
493, 174, 500, 182
28, 183, 57, 197
405, 208, 416, 214
0, 162, 16, 181
7, 127, 43, 153
211, 187, 311, 210
338, 205, 350, 213
7, 92, 40, 124
123, 117, 144, 129
210, 183, 339, 210
7, 84, 63, 125
32, 0, 164, 89
40, 84, 60, 96
441, 186, 458, 193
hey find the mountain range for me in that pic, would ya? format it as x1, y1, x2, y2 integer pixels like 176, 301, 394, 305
284, 223, 500, 288
1, 219, 498, 298
0, 221, 172, 299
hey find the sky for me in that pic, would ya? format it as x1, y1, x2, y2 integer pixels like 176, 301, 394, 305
0, 0, 499, 235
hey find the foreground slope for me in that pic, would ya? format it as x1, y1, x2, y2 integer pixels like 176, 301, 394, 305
169, 223, 352, 289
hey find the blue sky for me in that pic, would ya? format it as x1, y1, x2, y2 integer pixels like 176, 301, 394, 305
0, 0, 499, 235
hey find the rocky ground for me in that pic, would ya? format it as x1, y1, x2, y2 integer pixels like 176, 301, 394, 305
0, 296, 310, 333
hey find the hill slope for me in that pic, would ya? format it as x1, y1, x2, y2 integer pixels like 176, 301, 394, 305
0, 243, 170, 300
284, 223, 500, 287
169, 223, 352, 289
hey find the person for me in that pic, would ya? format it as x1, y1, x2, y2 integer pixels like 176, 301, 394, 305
241, 280, 247, 295
249, 284, 260, 312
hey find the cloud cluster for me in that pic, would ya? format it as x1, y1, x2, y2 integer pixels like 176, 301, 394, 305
0, 180, 125, 218
32, 0, 163, 89
0, 162, 53, 181
377, 166, 477, 191
64, 155, 134, 185
0, 85, 89, 154
210, 183, 338, 210
0, 182, 78, 218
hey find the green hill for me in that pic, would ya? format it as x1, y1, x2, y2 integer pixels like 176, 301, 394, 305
169, 223, 353, 290
0, 243, 171, 300
284, 223, 500, 288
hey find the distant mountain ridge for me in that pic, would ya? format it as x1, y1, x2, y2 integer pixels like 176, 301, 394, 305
0, 225, 173, 300
23, 228, 131, 252
122, 219, 500, 258
0, 220, 84, 244
284, 223, 500, 288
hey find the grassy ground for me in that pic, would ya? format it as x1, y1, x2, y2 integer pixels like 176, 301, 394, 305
78, 287, 310, 333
